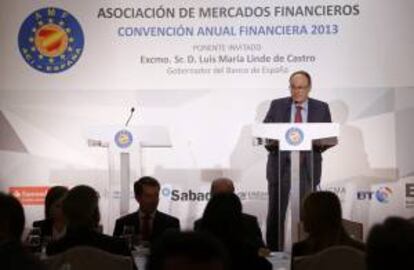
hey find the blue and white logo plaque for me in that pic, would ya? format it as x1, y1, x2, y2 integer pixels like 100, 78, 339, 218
285, 127, 304, 146
114, 130, 133, 148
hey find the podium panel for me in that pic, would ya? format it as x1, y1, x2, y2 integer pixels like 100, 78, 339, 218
85, 125, 172, 233
253, 123, 339, 248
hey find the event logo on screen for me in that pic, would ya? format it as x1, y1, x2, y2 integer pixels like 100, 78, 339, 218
18, 7, 84, 73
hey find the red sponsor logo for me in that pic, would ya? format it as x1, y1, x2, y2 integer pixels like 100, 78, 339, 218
9, 186, 49, 205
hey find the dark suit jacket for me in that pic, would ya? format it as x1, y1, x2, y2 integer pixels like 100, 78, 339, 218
194, 213, 265, 251
46, 227, 130, 257
0, 240, 44, 270
113, 210, 180, 243
263, 97, 334, 185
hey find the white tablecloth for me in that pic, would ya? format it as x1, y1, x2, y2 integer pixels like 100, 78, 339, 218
133, 251, 291, 270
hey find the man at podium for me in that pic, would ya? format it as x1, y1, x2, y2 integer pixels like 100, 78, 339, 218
263, 70, 334, 251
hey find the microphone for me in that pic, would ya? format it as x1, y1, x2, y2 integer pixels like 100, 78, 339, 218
125, 107, 135, 127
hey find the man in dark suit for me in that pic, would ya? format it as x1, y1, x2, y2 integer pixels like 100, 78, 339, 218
263, 70, 335, 251
46, 185, 130, 257
113, 176, 180, 245
194, 178, 266, 253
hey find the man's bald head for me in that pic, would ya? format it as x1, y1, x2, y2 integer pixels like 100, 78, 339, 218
210, 178, 235, 196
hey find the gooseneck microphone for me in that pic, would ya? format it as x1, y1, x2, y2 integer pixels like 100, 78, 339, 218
125, 107, 135, 127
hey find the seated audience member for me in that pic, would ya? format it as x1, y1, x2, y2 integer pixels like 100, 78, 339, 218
198, 193, 271, 270
46, 185, 130, 257
292, 191, 365, 257
113, 176, 180, 244
147, 231, 229, 270
194, 178, 266, 254
0, 192, 44, 270
0, 192, 25, 242
33, 186, 68, 242
366, 217, 414, 270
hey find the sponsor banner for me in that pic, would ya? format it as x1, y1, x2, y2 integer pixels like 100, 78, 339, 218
406, 183, 414, 209
109, 185, 268, 202
160, 185, 267, 202
9, 186, 49, 205
323, 185, 347, 202
356, 186, 393, 204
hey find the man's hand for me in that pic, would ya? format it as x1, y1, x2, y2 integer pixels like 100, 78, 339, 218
264, 139, 279, 153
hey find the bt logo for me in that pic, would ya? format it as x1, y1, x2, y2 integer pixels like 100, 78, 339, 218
357, 187, 392, 203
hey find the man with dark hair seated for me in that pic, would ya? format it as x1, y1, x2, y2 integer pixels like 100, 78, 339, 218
46, 185, 130, 256
113, 176, 180, 244
147, 231, 229, 270
366, 217, 414, 270
292, 191, 365, 257
194, 178, 266, 254
0, 192, 44, 270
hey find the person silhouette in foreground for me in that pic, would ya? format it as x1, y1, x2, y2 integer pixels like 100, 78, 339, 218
46, 185, 130, 257
147, 231, 229, 270
292, 191, 364, 257
0, 192, 44, 270
198, 193, 271, 270
366, 216, 414, 270
194, 177, 266, 254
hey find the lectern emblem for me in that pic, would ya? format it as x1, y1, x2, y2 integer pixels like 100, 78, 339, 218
285, 127, 304, 146
115, 130, 133, 148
